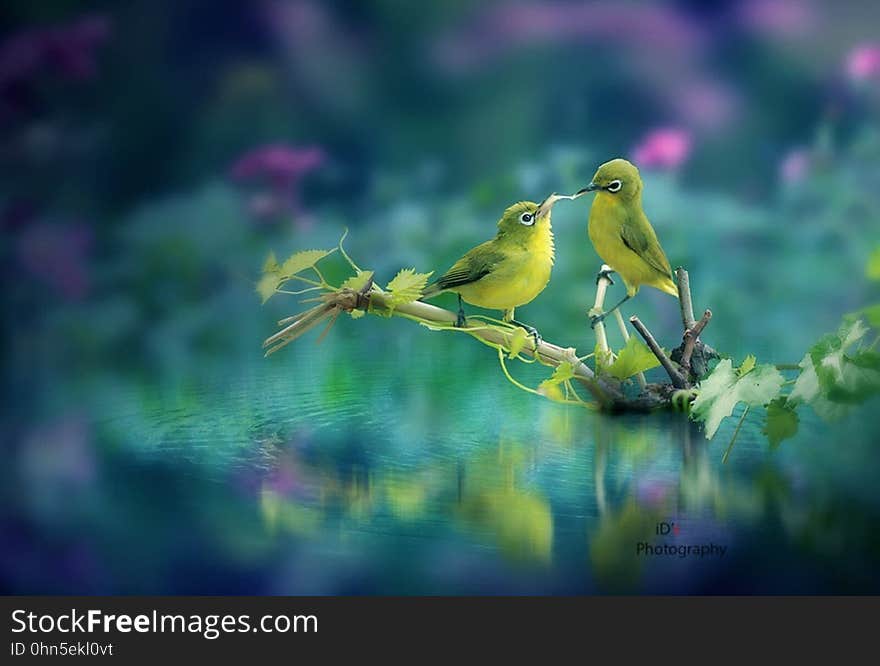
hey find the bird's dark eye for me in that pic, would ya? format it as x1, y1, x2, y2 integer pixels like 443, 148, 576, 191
607, 180, 622, 193
519, 212, 535, 225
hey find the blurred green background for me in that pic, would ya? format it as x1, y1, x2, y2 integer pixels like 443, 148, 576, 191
1, 0, 879, 594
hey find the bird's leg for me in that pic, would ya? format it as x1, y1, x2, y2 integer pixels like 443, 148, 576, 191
590, 294, 631, 329
455, 294, 467, 328
595, 266, 615, 285
511, 318, 542, 347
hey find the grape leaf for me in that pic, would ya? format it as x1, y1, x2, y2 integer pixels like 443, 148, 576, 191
691, 358, 785, 439
538, 361, 575, 400
788, 353, 849, 421
280, 249, 334, 278
606, 336, 661, 379
808, 318, 880, 404
257, 273, 282, 304
507, 326, 528, 359
385, 268, 433, 308
737, 354, 756, 377
262, 251, 280, 274
763, 397, 799, 449
341, 270, 374, 292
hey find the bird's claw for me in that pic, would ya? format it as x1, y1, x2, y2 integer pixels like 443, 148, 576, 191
521, 324, 542, 347
455, 312, 467, 328
595, 267, 615, 285
589, 312, 606, 329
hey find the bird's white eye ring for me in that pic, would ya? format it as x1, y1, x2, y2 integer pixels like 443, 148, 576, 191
520, 212, 535, 225
607, 180, 622, 193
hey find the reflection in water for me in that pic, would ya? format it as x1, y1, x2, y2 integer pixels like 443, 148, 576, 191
6, 349, 880, 593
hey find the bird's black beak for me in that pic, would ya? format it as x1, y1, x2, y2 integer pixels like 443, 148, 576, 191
575, 182, 600, 196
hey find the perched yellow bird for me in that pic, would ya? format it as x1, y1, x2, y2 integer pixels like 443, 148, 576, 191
576, 158, 678, 326
421, 199, 556, 339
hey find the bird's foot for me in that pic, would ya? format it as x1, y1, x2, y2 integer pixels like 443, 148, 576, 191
455, 311, 467, 328
517, 322, 542, 347
588, 307, 606, 329
595, 266, 615, 285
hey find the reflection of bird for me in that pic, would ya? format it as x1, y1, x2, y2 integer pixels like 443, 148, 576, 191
421, 199, 556, 340
577, 158, 678, 327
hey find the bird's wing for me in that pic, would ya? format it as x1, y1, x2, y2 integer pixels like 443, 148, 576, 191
432, 241, 505, 291
620, 213, 673, 278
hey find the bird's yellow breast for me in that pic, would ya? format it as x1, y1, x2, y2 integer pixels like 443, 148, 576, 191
458, 224, 554, 310
588, 194, 675, 297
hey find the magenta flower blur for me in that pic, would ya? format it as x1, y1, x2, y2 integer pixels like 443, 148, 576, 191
16, 222, 92, 299
779, 148, 810, 184
736, 0, 814, 38
632, 128, 692, 170
846, 44, 880, 82
230, 144, 325, 223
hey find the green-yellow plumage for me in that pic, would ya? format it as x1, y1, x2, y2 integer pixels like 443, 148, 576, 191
582, 158, 678, 298
422, 201, 555, 322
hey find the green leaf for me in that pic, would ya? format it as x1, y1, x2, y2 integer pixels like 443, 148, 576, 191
341, 270, 374, 292
262, 251, 280, 274
809, 318, 880, 404
737, 354, 756, 377
385, 268, 433, 308
537, 362, 575, 401
788, 354, 849, 421
691, 359, 785, 439
606, 336, 661, 379
256, 273, 281, 304
763, 398, 799, 449
280, 249, 334, 278
867, 246, 880, 281
507, 326, 528, 359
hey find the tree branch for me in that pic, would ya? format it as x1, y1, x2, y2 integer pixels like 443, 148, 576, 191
680, 308, 712, 376
629, 316, 689, 389
675, 267, 696, 330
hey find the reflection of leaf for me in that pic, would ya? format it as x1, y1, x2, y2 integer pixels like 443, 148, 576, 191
460, 489, 552, 564
341, 270, 374, 292
606, 336, 661, 379
763, 398, 799, 449
691, 359, 784, 439
257, 273, 282, 304
385, 268, 433, 308
280, 249, 334, 277
507, 326, 528, 358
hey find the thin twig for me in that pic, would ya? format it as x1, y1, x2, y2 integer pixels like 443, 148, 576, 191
675, 267, 696, 330
629, 316, 689, 389
680, 308, 713, 376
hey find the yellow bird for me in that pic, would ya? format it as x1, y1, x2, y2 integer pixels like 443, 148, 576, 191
421, 199, 557, 340
576, 158, 678, 326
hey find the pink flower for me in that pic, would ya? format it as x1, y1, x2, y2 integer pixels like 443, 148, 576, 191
632, 128, 692, 170
779, 148, 810, 184
845, 44, 880, 82
230, 144, 325, 223
230, 144, 325, 186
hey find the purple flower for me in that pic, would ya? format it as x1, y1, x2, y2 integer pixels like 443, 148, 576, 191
736, 0, 815, 38
845, 44, 880, 82
779, 148, 810, 184
16, 221, 92, 299
632, 128, 692, 170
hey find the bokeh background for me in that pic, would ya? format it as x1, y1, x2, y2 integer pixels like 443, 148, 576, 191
2, 0, 879, 594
